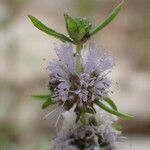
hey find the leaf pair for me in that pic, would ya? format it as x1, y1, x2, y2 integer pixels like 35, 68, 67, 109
94, 97, 133, 119
64, 14, 92, 43
28, 0, 124, 45
31, 94, 56, 109
100, 96, 118, 111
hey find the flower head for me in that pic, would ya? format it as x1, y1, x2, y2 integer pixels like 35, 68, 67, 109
52, 108, 126, 150
53, 125, 100, 150
47, 43, 114, 114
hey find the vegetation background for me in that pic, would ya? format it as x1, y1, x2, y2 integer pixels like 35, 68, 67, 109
0, 0, 150, 149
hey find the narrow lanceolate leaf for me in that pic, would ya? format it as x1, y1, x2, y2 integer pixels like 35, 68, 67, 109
31, 94, 50, 101
94, 99, 133, 119
42, 99, 56, 109
85, 107, 95, 114
112, 124, 124, 131
90, 0, 124, 36
100, 96, 118, 111
89, 117, 98, 126
28, 15, 73, 43
64, 13, 77, 39
76, 111, 83, 123
31, 94, 56, 108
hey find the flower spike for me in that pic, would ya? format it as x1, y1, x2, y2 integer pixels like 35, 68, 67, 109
30, 1, 133, 149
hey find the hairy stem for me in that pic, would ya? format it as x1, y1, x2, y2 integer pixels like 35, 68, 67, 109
76, 44, 82, 75
80, 113, 87, 125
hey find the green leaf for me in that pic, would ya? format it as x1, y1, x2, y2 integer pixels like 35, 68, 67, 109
64, 13, 78, 40
90, 0, 124, 36
31, 94, 50, 101
28, 15, 73, 43
75, 17, 92, 39
100, 97, 118, 111
42, 99, 56, 109
112, 124, 124, 131
31, 94, 56, 109
85, 107, 95, 114
64, 14, 92, 43
88, 117, 98, 126
76, 111, 83, 123
94, 99, 133, 119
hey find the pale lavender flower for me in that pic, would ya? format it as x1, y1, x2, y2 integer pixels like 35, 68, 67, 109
81, 43, 114, 75
53, 125, 100, 150
102, 126, 121, 149
53, 130, 78, 150
93, 108, 125, 150
51, 107, 126, 150
47, 43, 114, 116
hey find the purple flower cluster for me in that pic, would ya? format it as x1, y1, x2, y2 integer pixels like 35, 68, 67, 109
46, 43, 127, 150
47, 43, 114, 112
52, 108, 124, 150
53, 125, 100, 150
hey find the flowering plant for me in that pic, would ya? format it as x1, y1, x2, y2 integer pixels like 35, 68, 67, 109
29, 0, 132, 149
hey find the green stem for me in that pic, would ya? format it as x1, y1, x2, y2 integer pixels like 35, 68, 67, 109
80, 113, 87, 125
76, 44, 82, 75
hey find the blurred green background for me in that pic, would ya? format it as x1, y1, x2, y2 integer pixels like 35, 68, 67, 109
0, 0, 150, 149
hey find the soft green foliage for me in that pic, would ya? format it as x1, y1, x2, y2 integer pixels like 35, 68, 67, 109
88, 117, 98, 126
28, 15, 73, 43
90, 0, 124, 36
42, 99, 56, 109
31, 94, 50, 100
94, 99, 133, 119
112, 124, 124, 131
28, 1, 124, 45
84, 107, 96, 114
64, 13, 92, 43
31, 94, 56, 109
99, 96, 118, 111
76, 95, 132, 123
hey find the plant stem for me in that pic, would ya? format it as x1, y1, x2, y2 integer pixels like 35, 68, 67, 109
80, 113, 87, 125
76, 44, 82, 75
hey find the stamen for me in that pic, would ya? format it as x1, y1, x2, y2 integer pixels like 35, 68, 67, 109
54, 102, 65, 127
43, 107, 60, 120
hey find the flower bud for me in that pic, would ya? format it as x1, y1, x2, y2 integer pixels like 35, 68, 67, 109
64, 13, 92, 44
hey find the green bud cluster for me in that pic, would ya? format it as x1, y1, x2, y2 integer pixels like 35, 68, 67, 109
64, 14, 92, 44
28, 0, 124, 45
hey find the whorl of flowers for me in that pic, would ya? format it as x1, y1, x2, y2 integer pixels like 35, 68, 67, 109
47, 43, 114, 114
42, 41, 131, 124
29, 0, 132, 149
52, 108, 125, 150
